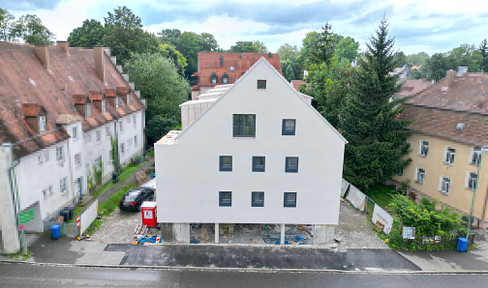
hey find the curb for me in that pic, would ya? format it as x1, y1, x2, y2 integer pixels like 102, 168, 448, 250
2, 259, 488, 275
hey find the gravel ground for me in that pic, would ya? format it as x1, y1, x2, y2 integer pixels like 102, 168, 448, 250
335, 200, 388, 250
91, 200, 388, 249
90, 208, 158, 244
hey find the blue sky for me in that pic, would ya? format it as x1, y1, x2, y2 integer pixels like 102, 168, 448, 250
2, 0, 488, 55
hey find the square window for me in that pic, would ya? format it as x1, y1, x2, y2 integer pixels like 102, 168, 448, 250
444, 147, 456, 164
284, 192, 297, 207
38, 116, 46, 132
219, 191, 232, 207
252, 191, 264, 207
415, 168, 425, 185
439, 176, 451, 195
467, 172, 478, 190
282, 119, 296, 135
471, 147, 481, 166
233, 114, 256, 137
419, 141, 429, 157
285, 157, 299, 173
252, 156, 265, 172
257, 80, 267, 89
219, 156, 232, 171
56, 146, 64, 161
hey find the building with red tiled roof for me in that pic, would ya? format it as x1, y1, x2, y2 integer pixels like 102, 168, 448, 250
191, 52, 282, 99
393, 79, 433, 101
393, 69, 488, 228
0, 42, 145, 253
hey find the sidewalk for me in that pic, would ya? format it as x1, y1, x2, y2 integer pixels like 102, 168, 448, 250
22, 234, 419, 272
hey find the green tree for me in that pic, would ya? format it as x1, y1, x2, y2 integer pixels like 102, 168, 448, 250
339, 19, 410, 190
0, 8, 15, 41
305, 56, 354, 128
447, 44, 482, 72
145, 115, 179, 145
159, 29, 220, 79
423, 53, 449, 81
308, 22, 335, 67
406, 52, 429, 66
230, 41, 260, 53
14, 14, 54, 45
67, 19, 105, 48
103, 6, 159, 64
124, 52, 190, 121
277, 43, 299, 61
335, 36, 359, 63
480, 39, 488, 73
158, 43, 188, 75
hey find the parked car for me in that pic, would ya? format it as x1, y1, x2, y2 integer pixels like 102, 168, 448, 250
119, 188, 155, 212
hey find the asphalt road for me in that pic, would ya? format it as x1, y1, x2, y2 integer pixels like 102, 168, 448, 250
1, 262, 488, 288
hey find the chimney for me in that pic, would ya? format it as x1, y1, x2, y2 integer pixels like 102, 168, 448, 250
445, 69, 455, 88
34, 45, 50, 71
94, 46, 105, 84
56, 41, 70, 56
268, 52, 272, 58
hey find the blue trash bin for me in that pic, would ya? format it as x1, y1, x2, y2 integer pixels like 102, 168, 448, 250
457, 237, 469, 252
50, 224, 61, 239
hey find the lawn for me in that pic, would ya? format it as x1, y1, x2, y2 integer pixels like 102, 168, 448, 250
365, 184, 399, 213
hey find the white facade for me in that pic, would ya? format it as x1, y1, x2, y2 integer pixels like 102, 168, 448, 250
155, 58, 347, 227
117, 111, 145, 167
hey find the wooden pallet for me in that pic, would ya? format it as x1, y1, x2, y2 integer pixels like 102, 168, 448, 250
134, 224, 148, 238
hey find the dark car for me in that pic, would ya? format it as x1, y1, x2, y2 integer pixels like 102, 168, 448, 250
119, 188, 155, 212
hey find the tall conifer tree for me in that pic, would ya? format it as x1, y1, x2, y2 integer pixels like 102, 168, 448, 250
339, 19, 410, 190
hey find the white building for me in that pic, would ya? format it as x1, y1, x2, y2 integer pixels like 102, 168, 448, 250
0, 42, 145, 253
155, 58, 347, 244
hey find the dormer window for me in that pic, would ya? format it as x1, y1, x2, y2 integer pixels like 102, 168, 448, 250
115, 96, 120, 108
101, 99, 106, 113
85, 103, 91, 118
126, 94, 131, 106
211, 72, 218, 84
38, 116, 47, 132
222, 73, 229, 84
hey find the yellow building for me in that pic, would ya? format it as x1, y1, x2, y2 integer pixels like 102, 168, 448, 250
394, 69, 488, 227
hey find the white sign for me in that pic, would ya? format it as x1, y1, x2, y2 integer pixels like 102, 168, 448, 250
402, 226, 416, 239
371, 204, 394, 234
144, 210, 153, 219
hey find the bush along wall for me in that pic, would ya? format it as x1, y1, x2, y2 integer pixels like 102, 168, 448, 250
383, 195, 472, 251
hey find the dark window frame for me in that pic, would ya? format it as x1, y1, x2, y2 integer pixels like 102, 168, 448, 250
219, 191, 232, 207
284, 192, 297, 207
252, 156, 265, 172
251, 191, 264, 207
233, 114, 256, 137
285, 157, 299, 173
282, 119, 296, 135
257, 79, 267, 89
219, 155, 232, 171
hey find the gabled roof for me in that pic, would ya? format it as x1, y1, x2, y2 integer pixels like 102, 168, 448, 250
403, 72, 488, 145
0, 42, 145, 159
191, 52, 282, 91
177, 57, 347, 144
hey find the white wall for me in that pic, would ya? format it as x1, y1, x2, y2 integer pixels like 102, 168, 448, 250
156, 59, 345, 225
15, 141, 75, 222
117, 111, 144, 167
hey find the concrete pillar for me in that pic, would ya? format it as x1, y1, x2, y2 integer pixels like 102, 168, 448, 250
159, 223, 175, 242
313, 224, 335, 245
174, 223, 190, 243
0, 145, 21, 253
214, 223, 219, 244
280, 224, 285, 245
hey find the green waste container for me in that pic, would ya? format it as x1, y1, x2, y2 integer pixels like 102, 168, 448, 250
50, 224, 61, 239
457, 237, 469, 252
